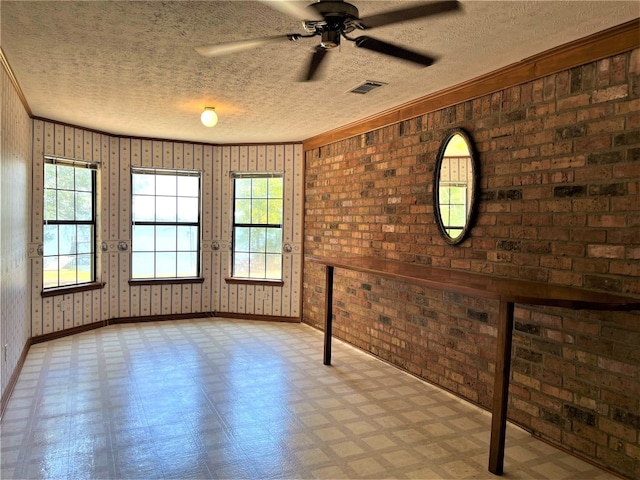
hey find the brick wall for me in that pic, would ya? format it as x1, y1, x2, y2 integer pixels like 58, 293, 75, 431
302, 48, 640, 478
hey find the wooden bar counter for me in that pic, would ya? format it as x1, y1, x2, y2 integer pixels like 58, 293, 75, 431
308, 255, 640, 476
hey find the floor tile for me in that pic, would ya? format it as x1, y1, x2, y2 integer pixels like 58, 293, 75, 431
0, 318, 619, 479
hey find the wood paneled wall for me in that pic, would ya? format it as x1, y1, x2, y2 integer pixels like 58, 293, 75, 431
30, 121, 304, 337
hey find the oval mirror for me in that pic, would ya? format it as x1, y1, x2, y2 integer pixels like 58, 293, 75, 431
433, 128, 479, 245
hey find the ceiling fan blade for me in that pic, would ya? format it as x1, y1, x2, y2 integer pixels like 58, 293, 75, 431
259, 0, 323, 21
302, 46, 328, 81
358, 1, 461, 29
354, 36, 436, 66
195, 35, 294, 57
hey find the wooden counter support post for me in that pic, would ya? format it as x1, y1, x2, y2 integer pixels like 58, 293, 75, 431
323, 265, 334, 366
489, 300, 515, 475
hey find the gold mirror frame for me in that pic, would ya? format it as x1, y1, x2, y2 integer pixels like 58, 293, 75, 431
433, 128, 479, 245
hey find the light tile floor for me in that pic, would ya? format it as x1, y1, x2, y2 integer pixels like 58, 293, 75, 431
1, 318, 616, 479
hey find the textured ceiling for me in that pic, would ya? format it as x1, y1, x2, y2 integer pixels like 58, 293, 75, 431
2, 1, 638, 144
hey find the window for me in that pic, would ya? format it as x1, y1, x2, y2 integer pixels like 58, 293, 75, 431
131, 168, 200, 279
43, 158, 97, 289
232, 173, 283, 280
438, 181, 468, 238
438, 154, 471, 239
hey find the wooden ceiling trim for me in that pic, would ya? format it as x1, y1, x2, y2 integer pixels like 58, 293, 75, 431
303, 18, 640, 151
1, 47, 32, 117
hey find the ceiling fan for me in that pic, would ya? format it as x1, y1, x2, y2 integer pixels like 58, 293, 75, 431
195, 0, 462, 81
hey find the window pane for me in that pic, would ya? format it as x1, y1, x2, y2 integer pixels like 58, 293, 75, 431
252, 178, 268, 198
76, 225, 92, 254
132, 195, 155, 222
76, 254, 93, 283
450, 187, 466, 204
449, 204, 466, 228
156, 252, 176, 277
267, 199, 283, 224
268, 178, 283, 198
177, 226, 197, 251
132, 252, 155, 278
59, 255, 76, 286
44, 190, 57, 220
75, 192, 92, 220
132, 174, 155, 195
235, 199, 252, 224
440, 205, 451, 225
251, 199, 268, 223
178, 176, 199, 197
266, 228, 282, 253
440, 186, 451, 203
250, 227, 266, 252
59, 224, 75, 255
250, 253, 266, 278
446, 227, 462, 238
132, 225, 155, 252
235, 178, 252, 198
44, 164, 57, 188
43, 225, 59, 256
234, 227, 250, 252
234, 252, 250, 277
57, 190, 75, 220
156, 175, 177, 196
177, 252, 197, 277
57, 165, 74, 190
43, 257, 59, 288
156, 225, 176, 251
177, 196, 198, 222
75, 168, 92, 192
265, 254, 281, 279
156, 196, 177, 222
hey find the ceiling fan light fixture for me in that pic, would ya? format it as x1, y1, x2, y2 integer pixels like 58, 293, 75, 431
201, 106, 218, 127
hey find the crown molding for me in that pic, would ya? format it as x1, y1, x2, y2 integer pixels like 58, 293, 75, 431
303, 18, 640, 151
1, 47, 32, 117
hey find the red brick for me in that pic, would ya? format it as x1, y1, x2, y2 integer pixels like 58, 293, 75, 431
588, 214, 627, 228
587, 245, 626, 259
562, 431, 596, 456
593, 85, 629, 103
587, 118, 625, 135
557, 93, 591, 110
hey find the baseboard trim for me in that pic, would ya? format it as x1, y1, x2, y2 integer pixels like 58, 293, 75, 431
28, 312, 299, 345
31, 321, 108, 345
110, 312, 211, 325
0, 338, 31, 421
213, 311, 300, 323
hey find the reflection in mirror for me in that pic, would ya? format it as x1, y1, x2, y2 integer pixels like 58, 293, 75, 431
433, 129, 478, 245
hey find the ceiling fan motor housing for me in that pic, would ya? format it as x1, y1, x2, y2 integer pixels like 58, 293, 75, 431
304, 0, 360, 46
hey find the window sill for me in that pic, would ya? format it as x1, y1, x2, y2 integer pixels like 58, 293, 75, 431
129, 277, 205, 286
225, 278, 284, 286
41, 282, 106, 297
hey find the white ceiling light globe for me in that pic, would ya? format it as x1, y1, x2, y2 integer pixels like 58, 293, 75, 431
201, 107, 218, 127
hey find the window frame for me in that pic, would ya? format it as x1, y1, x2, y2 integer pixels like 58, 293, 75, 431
230, 172, 284, 282
42, 156, 99, 292
130, 167, 202, 281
